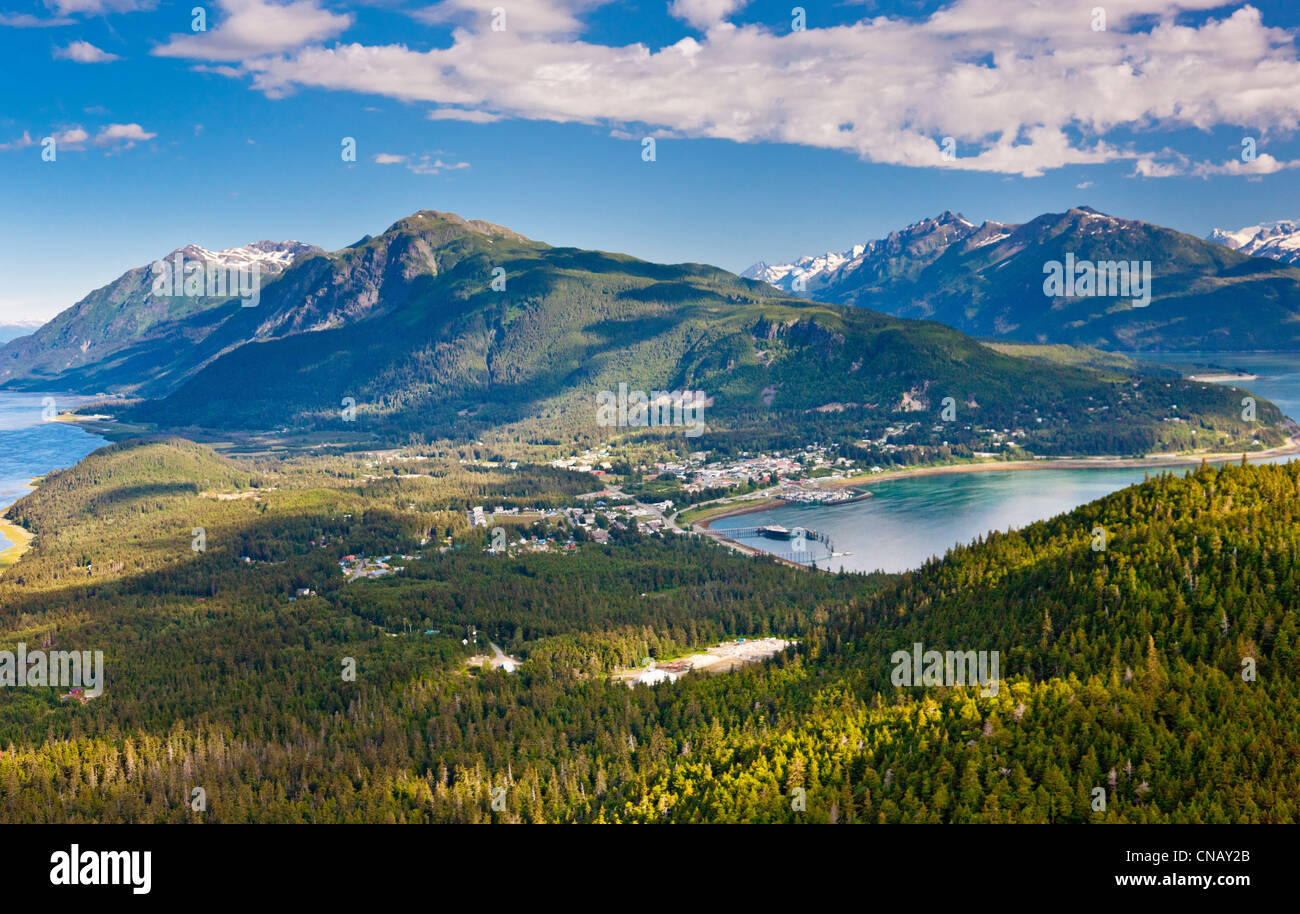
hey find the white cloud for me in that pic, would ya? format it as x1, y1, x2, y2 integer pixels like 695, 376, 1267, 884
412, 1, 609, 38
193, 64, 246, 78
153, 0, 352, 62
94, 123, 157, 147
54, 40, 120, 62
668, 0, 748, 31
1131, 150, 1300, 178
165, 0, 1300, 178
408, 156, 470, 174
1192, 153, 1300, 177
373, 151, 471, 174
43, 0, 154, 13
1132, 156, 1186, 178
428, 108, 503, 123
0, 132, 36, 151
53, 127, 90, 147
0, 13, 74, 26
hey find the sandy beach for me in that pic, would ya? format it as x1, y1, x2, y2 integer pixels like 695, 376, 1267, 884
1188, 373, 1259, 383
0, 478, 39, 569
0, 516, 34, 568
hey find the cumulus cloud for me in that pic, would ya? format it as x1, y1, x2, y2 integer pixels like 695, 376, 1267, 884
42, 0, 155, 13
54, 40, 120, 62
1132, 155, 1187, 178
373, 151, 470, 174
1191, 153, 1300, 177
407, 156, 470, 175
55, 127, 90, 145
0, 13, 75, 26
0, 132, 36, 151
1132, 149, 1300, 178
412, 0, 608, 38
94, 123, 157, 147
152, 0, 352, 62
428, 108, 503, 123
156, 0, 1300, 178
668, 0, 748, 31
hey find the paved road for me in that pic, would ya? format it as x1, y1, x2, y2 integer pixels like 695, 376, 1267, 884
488, 641, 520, 670
603, 484, 687, 534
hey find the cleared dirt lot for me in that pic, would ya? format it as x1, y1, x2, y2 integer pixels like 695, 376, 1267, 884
613, 637, 795, 685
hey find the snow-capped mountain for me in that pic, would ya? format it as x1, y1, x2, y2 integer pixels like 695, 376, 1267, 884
743, 211, 1006, 296
742, 245, 867, 294
0, 239, 321, 393
745, 206, 1300, 350
1207, 221, 1300, 265
166, 240, 320, 271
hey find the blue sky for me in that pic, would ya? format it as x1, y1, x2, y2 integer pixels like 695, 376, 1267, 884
4, 0, 1300, 321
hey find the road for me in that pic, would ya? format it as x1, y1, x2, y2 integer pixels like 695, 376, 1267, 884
488, 641, 520, 671
602, 484, 688, 534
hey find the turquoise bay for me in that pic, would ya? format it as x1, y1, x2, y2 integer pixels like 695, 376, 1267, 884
713, 352, 1300, 574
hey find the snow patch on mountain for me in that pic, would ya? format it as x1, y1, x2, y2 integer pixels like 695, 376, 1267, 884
164, 240, 320, 272
968, 232, 1010, 249
743, 211, 1001, 294
1208, 221, 1300, 265
742, 244, 867, 294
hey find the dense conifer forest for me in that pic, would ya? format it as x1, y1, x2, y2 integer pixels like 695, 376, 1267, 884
0, 439, 1294, 822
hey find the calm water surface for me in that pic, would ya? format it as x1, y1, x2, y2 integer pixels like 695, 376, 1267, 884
0, 392, 108, 551
715, 352, 1300, 573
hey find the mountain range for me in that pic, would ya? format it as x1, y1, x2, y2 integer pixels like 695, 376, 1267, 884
0, 240, 319, 394
1208, 220, 1300, 265
745, 207, 1300, 350
0, 209, 1282, 453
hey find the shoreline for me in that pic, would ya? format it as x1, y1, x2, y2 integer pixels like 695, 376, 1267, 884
683, 496, 788, 526
0, 518, 34, 567
1187, 372, 1258, 383
696, 436, 1300, 554
0, 478, 39, 568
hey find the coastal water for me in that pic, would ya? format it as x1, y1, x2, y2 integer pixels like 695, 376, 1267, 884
3, 355, 1300, 573
0, 392, 108, 551
714, 352, 1300, 574
1130, 351, 1300, 420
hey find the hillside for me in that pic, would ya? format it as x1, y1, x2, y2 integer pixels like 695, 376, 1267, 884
750, 208, 1300, 351
0, 439, 1295, 822
0, 241, 319, 395
634, 458, 1300, 822
106, 211, 1282, 456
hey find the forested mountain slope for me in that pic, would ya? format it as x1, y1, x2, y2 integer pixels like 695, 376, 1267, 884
0, 440, 1294, 822
0, 242, 319, 394
107, 213, 1281, 455
762, 207, 1300, 351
